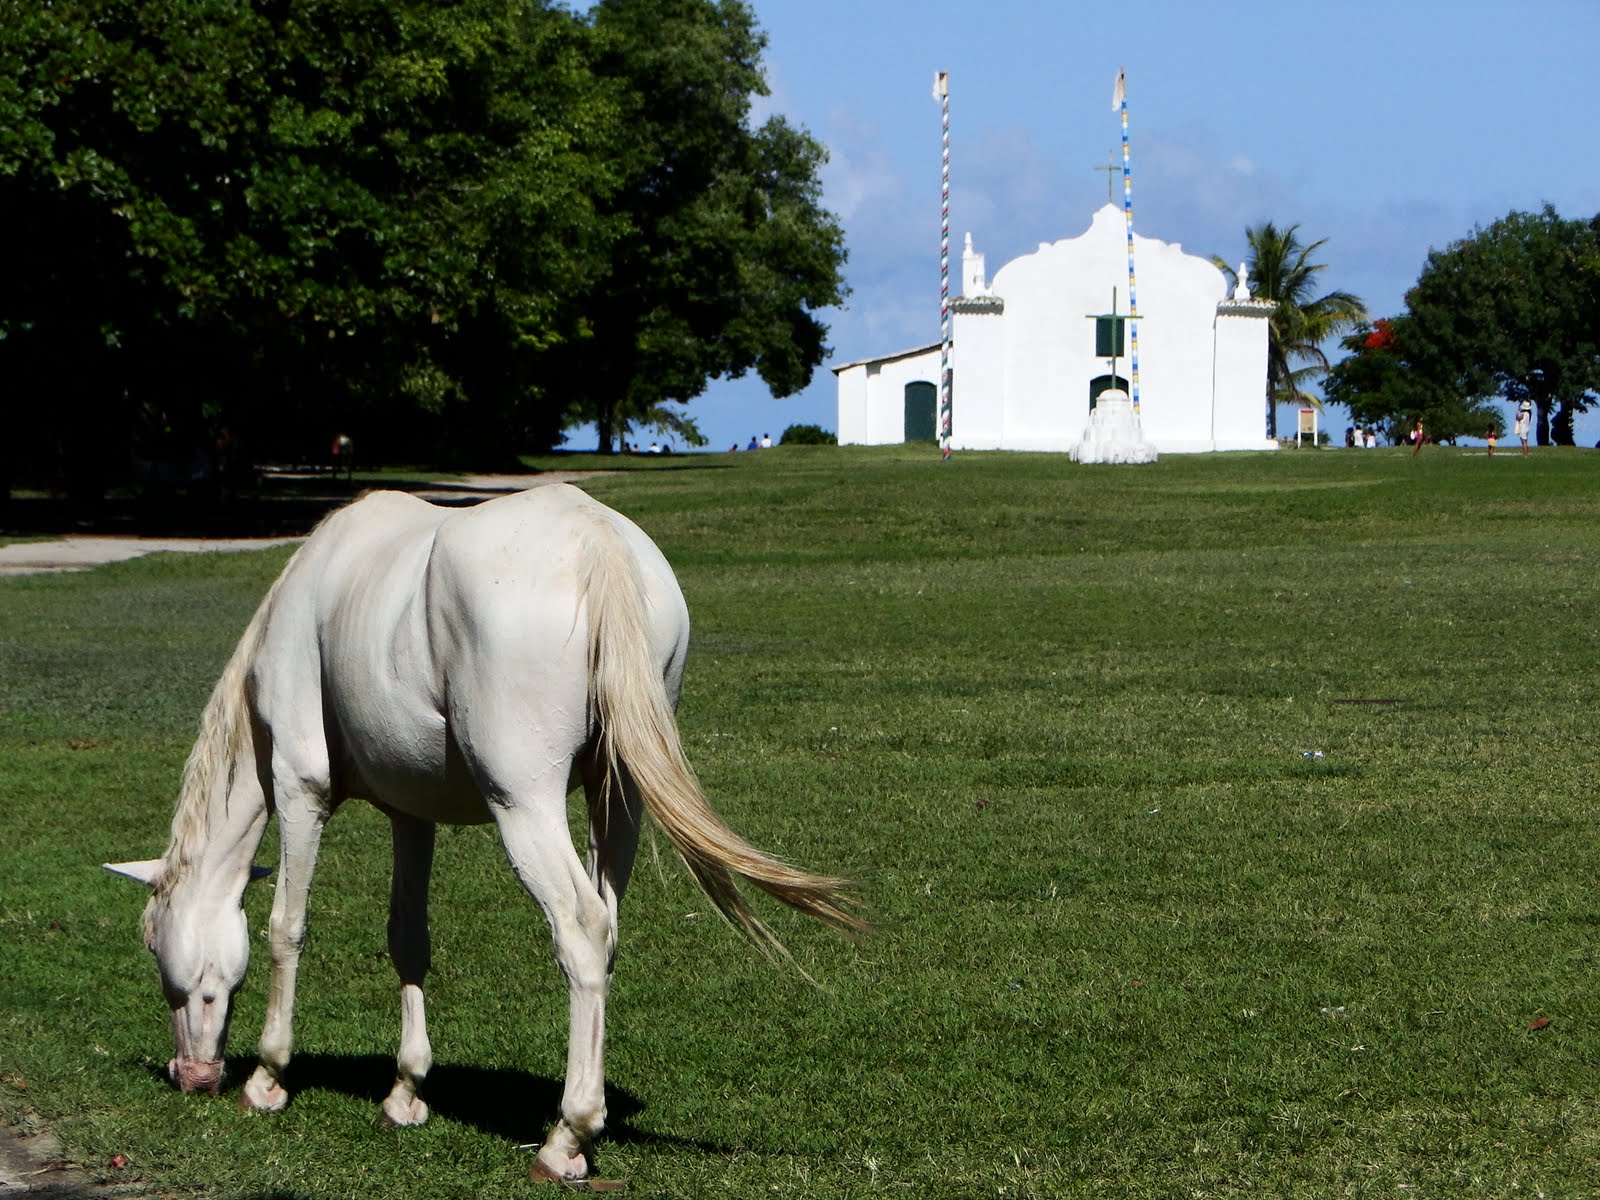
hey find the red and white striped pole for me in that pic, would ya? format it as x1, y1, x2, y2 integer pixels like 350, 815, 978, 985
934, 69, 952, 460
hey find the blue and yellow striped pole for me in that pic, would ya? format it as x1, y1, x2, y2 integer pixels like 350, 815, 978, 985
1114, 68, 1140, 415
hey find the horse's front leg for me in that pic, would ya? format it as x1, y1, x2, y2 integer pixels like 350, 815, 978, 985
241, 776, 332, 1113
380, 808, 436, 1127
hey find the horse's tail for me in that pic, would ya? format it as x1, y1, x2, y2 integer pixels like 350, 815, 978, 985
158, 549, 299, 896
580, 515, 863, 956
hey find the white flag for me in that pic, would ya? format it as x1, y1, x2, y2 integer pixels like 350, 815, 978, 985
1111, 68, 1126, 112
933, 70, 949, 101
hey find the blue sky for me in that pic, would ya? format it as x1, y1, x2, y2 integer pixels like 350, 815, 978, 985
576, 0, 1600, 452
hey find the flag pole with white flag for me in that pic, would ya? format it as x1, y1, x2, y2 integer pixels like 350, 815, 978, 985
1113, 68, 1141, 415
933, 69, 952, 460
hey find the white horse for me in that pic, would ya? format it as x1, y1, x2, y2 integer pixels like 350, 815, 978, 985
106, 483, 857, 1184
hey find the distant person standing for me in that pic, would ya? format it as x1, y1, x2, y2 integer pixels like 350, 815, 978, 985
1486, 427, 1497, 457
1364, 426, 1377, 449
1410, 419, 1425, 459
760, 432, 773, 448
331, 432, 353, 480
1514, 398, 1533, 455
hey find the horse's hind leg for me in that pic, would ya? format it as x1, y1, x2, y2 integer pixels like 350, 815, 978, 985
581, 749, 642, 960
381, 808, 436, 1127
486, 771, 614, 1183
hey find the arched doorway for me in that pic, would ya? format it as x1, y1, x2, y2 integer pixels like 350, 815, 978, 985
904, 380, 938, 442
1089, 374, 1130, 409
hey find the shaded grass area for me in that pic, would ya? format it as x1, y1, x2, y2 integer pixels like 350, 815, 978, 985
1, 445, 1598, 1197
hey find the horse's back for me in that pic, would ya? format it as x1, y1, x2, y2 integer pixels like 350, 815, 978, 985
418, 484, 690, 810
428, 484, 688, 664
258, 484, 688, 823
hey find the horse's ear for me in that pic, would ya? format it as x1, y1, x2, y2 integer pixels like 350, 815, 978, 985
249, 865, 274, 883
103, 860, 164, 887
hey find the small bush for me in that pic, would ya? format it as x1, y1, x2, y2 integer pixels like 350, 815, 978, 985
780, 423, 836, 446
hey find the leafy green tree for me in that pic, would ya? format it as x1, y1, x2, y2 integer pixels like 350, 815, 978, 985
1212, 223, 1368, 440
551, 0, 848, 454
779, 423, 836, 445
1324, 317, 1502, 443
1401, 206, 1600, 446
0, 0, 620, 496
0, 0, 847, 497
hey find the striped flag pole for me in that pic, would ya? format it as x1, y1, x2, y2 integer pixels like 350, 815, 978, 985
934, 69, 952, 460
1113, 68, 1140, 416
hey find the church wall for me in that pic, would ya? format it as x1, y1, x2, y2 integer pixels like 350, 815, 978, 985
1211, 304, 1276, 449
949, 308, 1007, 447
835, 350, 942, 445
1135, 241, 1233, 451
983, 240, 1101, 451
984, 209, 1208, 451
835, 364, 871, 445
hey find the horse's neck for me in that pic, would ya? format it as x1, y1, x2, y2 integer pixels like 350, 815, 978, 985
164, 746, 270, 903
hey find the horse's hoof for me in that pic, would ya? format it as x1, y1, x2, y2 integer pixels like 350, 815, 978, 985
381, 1092, 430, 1127
239, 1071, 289, 1113
529, 1172, 627, 1192
529, 1147, 591, 1186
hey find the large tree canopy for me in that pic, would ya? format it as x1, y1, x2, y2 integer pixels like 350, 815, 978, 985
0, 0, 846, 497
551, 0, 848, 453
1400, 206, 1600, 446
1, 0, 617, 490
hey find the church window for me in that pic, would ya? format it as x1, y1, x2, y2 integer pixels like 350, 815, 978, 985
1094, 316, 1125, 359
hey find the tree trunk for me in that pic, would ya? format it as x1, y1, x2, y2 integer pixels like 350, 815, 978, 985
1552, 401, 1576, 446
1536, 399, 1552, 447
595, 399, 617, 455
1265, 388, 1278, 440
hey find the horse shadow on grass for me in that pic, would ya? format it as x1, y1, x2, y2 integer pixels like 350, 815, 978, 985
216, 1052, 723, 1156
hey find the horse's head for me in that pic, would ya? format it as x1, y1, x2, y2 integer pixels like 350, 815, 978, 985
104, 858, 269, 1095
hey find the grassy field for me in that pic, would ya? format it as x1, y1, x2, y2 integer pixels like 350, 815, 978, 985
1, 444, 1597, 1198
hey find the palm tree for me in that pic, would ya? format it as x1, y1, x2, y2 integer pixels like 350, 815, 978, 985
1213, 223, 1368, 439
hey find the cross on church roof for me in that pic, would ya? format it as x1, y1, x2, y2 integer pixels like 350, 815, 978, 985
1093, 150, 1118, 204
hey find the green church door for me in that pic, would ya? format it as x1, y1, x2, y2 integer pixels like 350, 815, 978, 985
903, 381, 938, 443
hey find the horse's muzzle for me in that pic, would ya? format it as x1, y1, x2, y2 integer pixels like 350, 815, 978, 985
170, 1056, 225, 1095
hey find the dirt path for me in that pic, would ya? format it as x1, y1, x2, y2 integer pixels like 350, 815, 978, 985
0, 1118, 145, 1198
0, 535, 305, 577
0, 473, 607, 577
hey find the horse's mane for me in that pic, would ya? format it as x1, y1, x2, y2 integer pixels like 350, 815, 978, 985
152, 543, 303, 905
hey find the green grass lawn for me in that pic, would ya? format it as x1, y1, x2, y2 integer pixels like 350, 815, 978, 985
2, 444, 1597, 1198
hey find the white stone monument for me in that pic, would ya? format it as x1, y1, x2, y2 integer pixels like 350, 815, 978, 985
1068, 388, 1158, 464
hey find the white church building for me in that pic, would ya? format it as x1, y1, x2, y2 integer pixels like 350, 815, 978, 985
834, 204, 1277, 454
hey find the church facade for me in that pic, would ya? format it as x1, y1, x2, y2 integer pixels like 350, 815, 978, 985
834, 205, 1277, 454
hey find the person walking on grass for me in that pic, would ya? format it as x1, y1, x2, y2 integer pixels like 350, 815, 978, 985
1410, 418, 1425, 459
1514, 398, 1533, 456
1486, 427, 1497, 458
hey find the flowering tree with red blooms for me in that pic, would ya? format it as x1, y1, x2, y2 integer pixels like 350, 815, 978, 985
1330, 208, 1600, 447
1325, 314, 1500, 443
